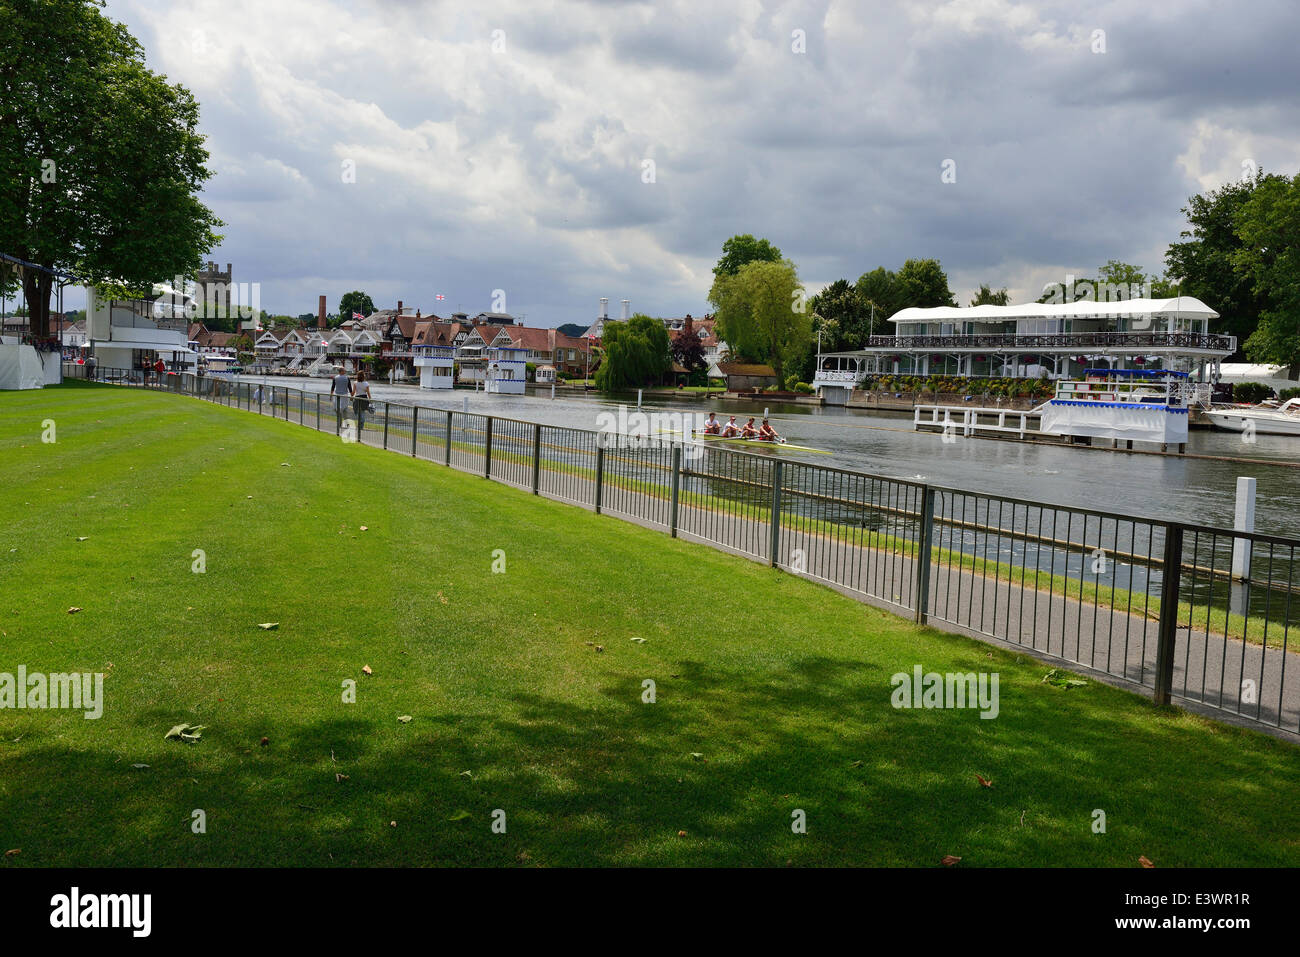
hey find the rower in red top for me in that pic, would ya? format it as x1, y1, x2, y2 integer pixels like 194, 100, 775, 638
757, 418, 780, 442
740, 417, 758, 438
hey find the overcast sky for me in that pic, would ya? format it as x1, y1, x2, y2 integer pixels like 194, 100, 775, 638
87, 0, 1300, 326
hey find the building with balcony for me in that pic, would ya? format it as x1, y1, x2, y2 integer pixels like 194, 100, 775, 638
413, 344, 454, 389
812, 297, 1234, 405
85, 286, 197, 373
484, 346, 527, 394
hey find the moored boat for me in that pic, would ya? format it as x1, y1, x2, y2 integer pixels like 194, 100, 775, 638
1204, 398, 1300, 436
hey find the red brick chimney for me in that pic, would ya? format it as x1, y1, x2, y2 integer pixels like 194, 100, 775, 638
397, 300, 403, 316
318, 295, 327, 329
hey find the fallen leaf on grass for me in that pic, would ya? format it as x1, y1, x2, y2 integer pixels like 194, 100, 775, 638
131, 764, 150, 769
67, 607, 82, 614
629, 637, 646, 644
389, 821, 397, 828
447, 810, 472, 821
677, 830, 687, 838
76, 537, 88, 542
397, 715, 412, 724
1042, 669, 1088, 689
4, 849, 18, 857
976, 774, 993, 788
594, 645, 604, 652
460, 770, 473, 778
941, 855, 962, 866
335, 773, 349, 783
257, 622, 279, 631
362, 665, 373, 676
850, 760, 863, 768
689, 752, 705, 761
164, 723, 205, 743
437, 592, 449, 605
259, 737, 269, 746
1139, 855, 1155, 868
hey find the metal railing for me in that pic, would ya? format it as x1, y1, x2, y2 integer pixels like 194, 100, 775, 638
84, 367, 1300, 736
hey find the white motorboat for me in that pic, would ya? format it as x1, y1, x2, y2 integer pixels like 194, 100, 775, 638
1204, 398, 1300, 436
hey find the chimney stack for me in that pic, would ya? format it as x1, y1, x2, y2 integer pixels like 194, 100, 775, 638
226, 263, 232, 275
397, 300, 403, 316
599, 297, 609, 320
621, 299, 630, 320
318, 295, 327, 329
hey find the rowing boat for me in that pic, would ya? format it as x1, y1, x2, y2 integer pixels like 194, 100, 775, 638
683, 430, 831, 454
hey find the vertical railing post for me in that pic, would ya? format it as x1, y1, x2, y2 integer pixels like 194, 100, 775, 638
913, 486, 936, 623
1153, 523, 1185, 706
411, 406, 419, 457
445, 410, 453, 466
531, 423, 542, 494
383, 402, 390, 450
768, 460, 784, 567
595, 446, 605, 514
315, 394, 320, 432
669, 445, 682, 538
483, 417, 493, 478
299, 391, 304, 424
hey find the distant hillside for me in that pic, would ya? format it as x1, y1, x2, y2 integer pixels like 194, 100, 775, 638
556, 323, 587, 337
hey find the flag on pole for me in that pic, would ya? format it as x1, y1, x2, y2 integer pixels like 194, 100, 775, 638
435, 294, 446, 301
352, 311, 364, 320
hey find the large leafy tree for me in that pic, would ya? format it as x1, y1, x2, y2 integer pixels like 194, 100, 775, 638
809, 279, 870, 350
709, 259, 810, 385
594, 314, 671, 390
0, 0, 221, 337
338, 290, 376, 324
1233, 172, 1300, 375
894, 258, 957, 308
855, 259, 956, 322
712, 234, 783, 279
1165, 171, 1278, 358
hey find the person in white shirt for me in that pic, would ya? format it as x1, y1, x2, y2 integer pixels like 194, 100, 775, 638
721, 415, 741, 437
351, 371, 372, 430
702, 412, 721, 434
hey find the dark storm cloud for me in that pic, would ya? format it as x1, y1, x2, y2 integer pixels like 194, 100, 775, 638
98, 0, 1300, 321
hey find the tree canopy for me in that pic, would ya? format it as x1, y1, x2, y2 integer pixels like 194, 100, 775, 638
1165, 170, 1279, 359
709, 259, 810, 384
594, 314, 671, 390
338, 290, 376, 324
712, 234, 784, 279
970, 284, 1010, 306
1233, 171, 1300, 373
0, 0, 222, 336
809, 279, 870, 351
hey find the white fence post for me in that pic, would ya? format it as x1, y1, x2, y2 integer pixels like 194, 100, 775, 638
1231, 476, 1256, 581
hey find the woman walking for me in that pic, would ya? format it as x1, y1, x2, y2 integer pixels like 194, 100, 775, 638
351, 370, 372, 432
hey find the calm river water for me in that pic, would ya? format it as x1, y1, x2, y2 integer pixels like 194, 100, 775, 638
241, 377, 1299, 536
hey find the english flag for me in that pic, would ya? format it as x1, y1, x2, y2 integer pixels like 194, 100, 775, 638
435, 294, 446, 301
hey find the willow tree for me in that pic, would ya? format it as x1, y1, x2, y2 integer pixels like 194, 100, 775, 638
0, 0, 221, 336
709, 259, 810, 385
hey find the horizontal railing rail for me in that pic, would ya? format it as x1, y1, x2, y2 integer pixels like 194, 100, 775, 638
83, 366, 1300, 736
829, 331, 1236, 353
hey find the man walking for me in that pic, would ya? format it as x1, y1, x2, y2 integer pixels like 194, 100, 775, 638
330, 366, 352, 433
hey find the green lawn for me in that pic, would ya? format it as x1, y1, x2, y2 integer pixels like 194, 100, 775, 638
0, 382, 1297, 867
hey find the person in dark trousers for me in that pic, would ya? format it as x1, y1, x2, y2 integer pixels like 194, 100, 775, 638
351, 371, 371, 432
330, 366, 352, 433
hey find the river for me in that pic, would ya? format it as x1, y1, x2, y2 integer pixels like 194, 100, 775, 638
238, 376, 1299, 536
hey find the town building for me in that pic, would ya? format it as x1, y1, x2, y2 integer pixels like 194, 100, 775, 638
811, 297, 1235, 405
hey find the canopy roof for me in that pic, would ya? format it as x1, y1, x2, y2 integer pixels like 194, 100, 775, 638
890, 297, 1218, 324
